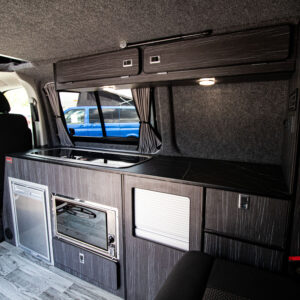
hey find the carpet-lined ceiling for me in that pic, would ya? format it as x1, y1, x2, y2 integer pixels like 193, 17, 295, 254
0, 0, 299, 82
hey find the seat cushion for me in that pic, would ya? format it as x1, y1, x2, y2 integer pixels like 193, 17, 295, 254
206, 258, 300, 300
155, 251, 214, 300
155, 251, 300, 300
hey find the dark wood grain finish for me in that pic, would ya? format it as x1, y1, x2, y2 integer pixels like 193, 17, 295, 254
53, 238, 118, 291
204, 233, 284, 272
55, 60, 295, 91
282, 26, 300, 195
55, 48, 139, 83
144, 25, 291, 73
2, 157, 125, 297
124, 175, 203, 300
281, 90, 300, 194
205, 189, 290, 248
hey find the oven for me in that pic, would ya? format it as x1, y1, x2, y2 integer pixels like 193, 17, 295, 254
52, 194, 119, 260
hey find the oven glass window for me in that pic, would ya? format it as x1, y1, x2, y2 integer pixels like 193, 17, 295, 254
55, 199, 108, 250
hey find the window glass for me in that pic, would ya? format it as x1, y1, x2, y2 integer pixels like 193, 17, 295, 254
65, 109, 85, 124
4, 88, 32, 131
102, 108, 119, 123
60, 89, 140, 139
120, 107, 139, 123
89, 108, 100, 124
60, 91, 103, 137
99, 89, 139, 138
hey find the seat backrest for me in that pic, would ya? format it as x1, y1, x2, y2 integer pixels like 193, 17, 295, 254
0, 92, 32, 210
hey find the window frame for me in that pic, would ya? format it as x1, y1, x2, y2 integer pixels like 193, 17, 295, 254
58, 89, 141, 145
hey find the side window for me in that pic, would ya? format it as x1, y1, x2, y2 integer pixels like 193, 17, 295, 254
89, 108, 100, 123
120, 107, 139, 123
102, 108, 119, 123
65, 109, 85, 124
59, 89, 142, 139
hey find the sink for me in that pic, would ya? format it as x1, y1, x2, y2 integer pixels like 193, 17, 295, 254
28, 148, 151, 168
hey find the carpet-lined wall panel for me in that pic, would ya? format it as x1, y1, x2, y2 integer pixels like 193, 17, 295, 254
167, 80, 288, 164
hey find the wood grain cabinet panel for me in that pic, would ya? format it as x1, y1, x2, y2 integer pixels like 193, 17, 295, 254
55, 48, 139, 83
124, 175, 203, 300
205, 189, 290, 248
2, 158, 125, 298
282, 89, 300, 194
144, 25, 291, 74
53, 238, 118, 291
204, 233, 284, 272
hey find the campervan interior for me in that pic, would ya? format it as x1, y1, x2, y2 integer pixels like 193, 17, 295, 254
0, 1, 300, 299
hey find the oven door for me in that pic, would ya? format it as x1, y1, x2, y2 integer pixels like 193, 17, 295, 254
53, 195, 118, 259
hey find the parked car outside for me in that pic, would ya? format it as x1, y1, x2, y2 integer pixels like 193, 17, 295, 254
64, 106, 140, 138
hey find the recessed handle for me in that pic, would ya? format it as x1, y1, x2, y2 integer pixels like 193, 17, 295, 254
123, 59, 133, 67
150, 55, 160, 64
79, 253, 84, 264
238, 194, 250, 210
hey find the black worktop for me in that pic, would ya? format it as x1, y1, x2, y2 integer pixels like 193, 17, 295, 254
9, 150, 290, 200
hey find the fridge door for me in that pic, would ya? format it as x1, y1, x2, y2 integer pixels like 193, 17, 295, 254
12, 182, 51, 262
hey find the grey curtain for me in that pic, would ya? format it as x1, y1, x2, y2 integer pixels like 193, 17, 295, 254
44, 82, 74, 147
132, 88, 161, 153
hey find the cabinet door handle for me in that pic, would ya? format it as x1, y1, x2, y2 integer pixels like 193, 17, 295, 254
238, 194, 250, 210
123, 59, 133, 67
150, 55, 160, 64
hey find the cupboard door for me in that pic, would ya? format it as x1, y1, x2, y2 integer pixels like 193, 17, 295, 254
205, 189, 290, 248
53, 238, 118, 291
144, 25, 290, 73
55, 48, 139, 83
124, 175, 203, 300
204, 233, 284, 272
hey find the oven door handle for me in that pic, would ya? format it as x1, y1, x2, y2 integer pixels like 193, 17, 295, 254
64, 205, 97, 219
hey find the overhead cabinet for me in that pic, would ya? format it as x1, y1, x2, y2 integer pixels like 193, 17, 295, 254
143, 25, 291, 73
55, 48, 139, 83
55, 24, 295, 90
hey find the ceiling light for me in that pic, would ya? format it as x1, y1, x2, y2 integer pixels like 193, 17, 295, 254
198, 78, 215, 86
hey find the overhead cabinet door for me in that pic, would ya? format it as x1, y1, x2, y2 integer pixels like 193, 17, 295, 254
143, 25, 291, 73
55, 48, 139, 83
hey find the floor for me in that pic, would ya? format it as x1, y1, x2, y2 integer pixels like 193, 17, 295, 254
0, 242, 122, 300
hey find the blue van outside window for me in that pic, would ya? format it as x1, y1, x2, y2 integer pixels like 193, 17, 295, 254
64, 106, 140, 138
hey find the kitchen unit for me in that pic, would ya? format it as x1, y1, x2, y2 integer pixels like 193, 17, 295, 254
2, 146, 297, 299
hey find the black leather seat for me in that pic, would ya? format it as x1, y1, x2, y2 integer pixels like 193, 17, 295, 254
0, 92, 32, 239
155, 251, 300, 300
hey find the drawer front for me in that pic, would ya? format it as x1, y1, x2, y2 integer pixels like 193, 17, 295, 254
53, 238, 118, 290
56, 48, 139, 83
144, 25, 290, 73
205, 189, 290, 248
204, 233, 284, 272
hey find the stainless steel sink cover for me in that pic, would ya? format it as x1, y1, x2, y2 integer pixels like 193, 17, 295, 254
29, 148, 151, 168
